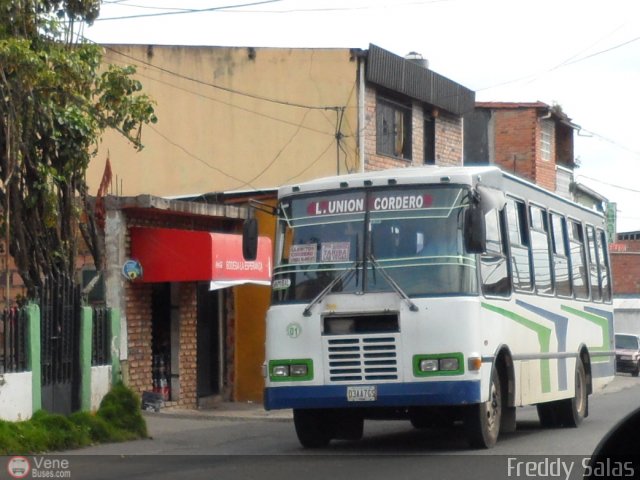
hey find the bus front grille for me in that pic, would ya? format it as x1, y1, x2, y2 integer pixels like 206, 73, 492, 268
325, 335, 399, 382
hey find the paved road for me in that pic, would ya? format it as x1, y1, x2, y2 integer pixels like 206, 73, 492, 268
50, 375, 640, 479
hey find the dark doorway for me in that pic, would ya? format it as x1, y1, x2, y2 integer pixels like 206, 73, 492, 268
197, 284, 221, 398
151, 283, 173, 401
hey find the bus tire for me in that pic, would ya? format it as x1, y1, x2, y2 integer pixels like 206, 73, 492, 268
466, 367, 502, 449
293, 409, 332, 448
559, 357, 588, 427
536, 402, 560, 428
537, 357, 588, 428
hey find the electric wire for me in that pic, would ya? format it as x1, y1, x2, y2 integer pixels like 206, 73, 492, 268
95, 0, 283, 21
104, 55, 335, 136
102, 45, 342, 111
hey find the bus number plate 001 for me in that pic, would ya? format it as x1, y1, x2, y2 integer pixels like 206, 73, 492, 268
346, 385, 377, 402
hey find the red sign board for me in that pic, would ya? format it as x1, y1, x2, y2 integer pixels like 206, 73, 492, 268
130, 227, 271, 285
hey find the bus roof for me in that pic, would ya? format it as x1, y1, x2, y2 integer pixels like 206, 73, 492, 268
279, 166, 501, 196
279, 165, 605, 227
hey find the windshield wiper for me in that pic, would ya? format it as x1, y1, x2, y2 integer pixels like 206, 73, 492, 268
368, 254, 419, 312
303, 262, 359, 317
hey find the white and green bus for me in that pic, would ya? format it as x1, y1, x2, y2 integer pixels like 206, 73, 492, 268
245, 165, 614, 448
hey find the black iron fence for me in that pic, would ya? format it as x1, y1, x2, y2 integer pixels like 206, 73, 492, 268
40, 275, 81, 415
0, 307, 28, 374
92, 306, 111, 366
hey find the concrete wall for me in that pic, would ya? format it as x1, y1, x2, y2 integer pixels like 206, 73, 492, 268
90, 366, 112, 411
89, 46, 360, 197
0, 372, 32, 421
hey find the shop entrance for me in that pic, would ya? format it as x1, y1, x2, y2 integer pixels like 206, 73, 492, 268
197, 283, 222, 399
151, 283, 179, 402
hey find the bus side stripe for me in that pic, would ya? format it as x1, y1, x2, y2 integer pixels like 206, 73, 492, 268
560, 305, 610, 359
481, 302, 552, 393
516, 300, 568, 391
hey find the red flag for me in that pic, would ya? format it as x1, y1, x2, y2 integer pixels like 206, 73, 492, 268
95, 154, 112, 229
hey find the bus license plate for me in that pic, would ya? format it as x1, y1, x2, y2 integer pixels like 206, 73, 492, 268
347, 385, 377, 402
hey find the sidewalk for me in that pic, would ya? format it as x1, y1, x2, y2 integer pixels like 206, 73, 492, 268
152, 400, 293, 422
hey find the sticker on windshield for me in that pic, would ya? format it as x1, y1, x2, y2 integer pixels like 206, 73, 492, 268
272, 278, 291, 291
289, 244, 317, 264
321, 242, 350, 262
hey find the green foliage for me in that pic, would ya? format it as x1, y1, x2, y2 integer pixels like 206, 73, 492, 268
97, 382, 147, 438
0, 384, 148, 454
0, 1, 156, 295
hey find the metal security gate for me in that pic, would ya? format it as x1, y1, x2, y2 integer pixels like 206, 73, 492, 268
40, 276, 81, 415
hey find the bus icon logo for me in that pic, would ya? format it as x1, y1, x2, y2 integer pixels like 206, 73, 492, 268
287, 323, 302, 338
7, 456, 30, 479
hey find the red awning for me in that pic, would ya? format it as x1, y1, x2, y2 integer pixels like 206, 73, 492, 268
129, 227, 271, 285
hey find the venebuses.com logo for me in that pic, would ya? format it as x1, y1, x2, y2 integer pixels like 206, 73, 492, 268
6, 456, 71, 478
7, 456, 30, 479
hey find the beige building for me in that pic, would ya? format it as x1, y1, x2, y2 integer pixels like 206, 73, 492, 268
89, 44, 473, 195
93, 44, 476, 407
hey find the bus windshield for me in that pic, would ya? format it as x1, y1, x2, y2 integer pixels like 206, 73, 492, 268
271, 186, 477, 303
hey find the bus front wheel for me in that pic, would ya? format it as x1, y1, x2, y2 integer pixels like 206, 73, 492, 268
293, 409, 332, 448
466, 367, 502, 449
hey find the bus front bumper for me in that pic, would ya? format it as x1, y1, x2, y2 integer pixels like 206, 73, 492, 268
264, 380, 481, 410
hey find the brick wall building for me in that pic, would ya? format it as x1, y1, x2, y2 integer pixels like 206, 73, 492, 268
610, 232, 640, 335
464, 102, 577, 195
105, 196, 250, 408
363, 86, 465, 171
610, 234, 640, 295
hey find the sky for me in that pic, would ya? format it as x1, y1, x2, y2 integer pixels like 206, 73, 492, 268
84, 0, 640, 232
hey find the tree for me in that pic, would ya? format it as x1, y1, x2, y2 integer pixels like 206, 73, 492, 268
0, 0, 156, 298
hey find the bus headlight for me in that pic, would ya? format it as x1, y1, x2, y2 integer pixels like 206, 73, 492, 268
290, 364, 308, 377
269, 359, 313, 381
420, 359, 439, 372
272, 365, 290, 377
439, 358, 459, 371
414, 353, 464, 376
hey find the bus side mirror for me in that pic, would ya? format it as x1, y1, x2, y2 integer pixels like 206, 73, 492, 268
242, 218, 258, 261
464, 203, 486, 254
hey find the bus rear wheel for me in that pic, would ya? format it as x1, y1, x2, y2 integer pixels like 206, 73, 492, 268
293, 409, 332, 448
537, 357, 588, 428
466, 367, 502, 448
561, 357, 588, 427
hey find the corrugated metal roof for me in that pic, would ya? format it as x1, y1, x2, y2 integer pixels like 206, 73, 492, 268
366, 44, 475, 116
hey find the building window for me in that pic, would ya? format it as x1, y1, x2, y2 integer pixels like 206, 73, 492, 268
424, 115, 435, 165
376, 96, 412, 160
541, 119, 553, 161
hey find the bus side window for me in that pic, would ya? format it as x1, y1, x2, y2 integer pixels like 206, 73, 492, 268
569, 221, 589, 300
597, 229, 612, 302
506, 198, 532, 291
480, 208, 511, 297
529, 205, 553, 295
550, 213, 571, 297
586, 225, 602, 302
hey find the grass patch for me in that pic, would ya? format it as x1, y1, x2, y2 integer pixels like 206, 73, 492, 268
0, 383, 148, 454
